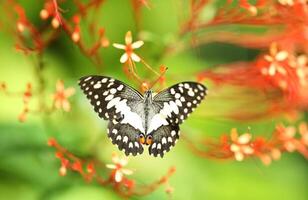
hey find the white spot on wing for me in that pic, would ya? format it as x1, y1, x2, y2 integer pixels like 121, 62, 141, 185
107, 97, 121, 109
117, 85, 124, 91
197, 84, 204, 91
179, 87, 184, 93
171, 130, 176, 137
84, 77, 92, 81
110, 88, 117, 94
107, 82, 114, 88
123, 136, 128, 143
188, 90, 195, 96
134, 142, 139, 148
116, 135, 122, 140
94, 83, 102, 89
105, 95, 114, 101
175, 99, 182, 107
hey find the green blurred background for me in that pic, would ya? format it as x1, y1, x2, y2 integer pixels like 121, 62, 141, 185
0, 0, 308, 200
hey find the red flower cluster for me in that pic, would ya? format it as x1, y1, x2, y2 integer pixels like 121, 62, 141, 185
5, 0, 109, 67
184, 122, 308, 165
0, 80, 75, 122
48, 138, 175, 198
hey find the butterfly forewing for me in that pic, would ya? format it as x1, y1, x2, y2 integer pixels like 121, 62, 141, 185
79, 75, 147, 136
153, 82, 207, 125
79, 75, 143, 119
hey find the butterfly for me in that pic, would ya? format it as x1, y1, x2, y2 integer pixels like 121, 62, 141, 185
79, 75, 207, 157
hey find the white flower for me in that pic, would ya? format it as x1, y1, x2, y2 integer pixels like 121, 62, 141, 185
113, 31, 144, 63
106, 153, 133, 182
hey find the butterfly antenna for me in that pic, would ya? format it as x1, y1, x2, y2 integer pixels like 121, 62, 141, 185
148, 66, 168, 90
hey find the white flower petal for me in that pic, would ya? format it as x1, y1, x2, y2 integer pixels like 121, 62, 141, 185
235, 152, 244, 161
132, 41, 144, 49
62, 100, 71, 112
230, 144, 240, 152
268, 64, 276, 76
120, 53, 129, 63
115, 170, 123, 182
125, 31, 132, 44
264, 55, 273, 62
238, 133, 251, 144
56, 80, 64, 92
276, 51, 288, 61
131, 53, 141, 62
277, 66, 287, 75
242, 146, 254, 154
119, 158, 128, 166
121, 168, 133, 175
106, 164, 116, 169
64, 88, 75, 97
112, 155, 120, 164
113, 43, 126, 49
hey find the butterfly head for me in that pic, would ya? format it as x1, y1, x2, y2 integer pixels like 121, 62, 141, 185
143, 90, 153, 103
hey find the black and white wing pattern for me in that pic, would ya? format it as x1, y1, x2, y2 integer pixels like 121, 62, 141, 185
79, 75, 143, 121
152, 82, 207, 125
108, 120, 144, 156
79, 76, 207, 158
148, 124, 180, 157
147, 82, 207, 157
79, 75, 145, 155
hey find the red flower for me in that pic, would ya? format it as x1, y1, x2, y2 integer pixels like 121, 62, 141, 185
53, 80, 75, 112
106, 153, 133, 183
230, 128, 254, 161
262, 43, 289, 76
276, 125, 297, 152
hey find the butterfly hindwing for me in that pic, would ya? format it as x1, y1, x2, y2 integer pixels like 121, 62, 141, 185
108, 119, 144, 156
148, 124, 180, 157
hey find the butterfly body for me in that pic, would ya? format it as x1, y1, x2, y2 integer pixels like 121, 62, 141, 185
79, 75, 207, 157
